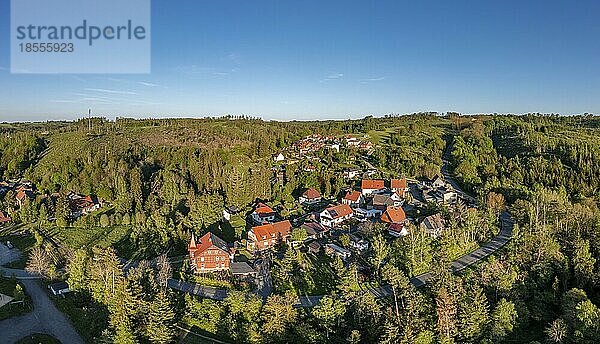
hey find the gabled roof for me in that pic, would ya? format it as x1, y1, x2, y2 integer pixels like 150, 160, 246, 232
0, 210, 11, 223
372, 194, 394, 206
422, 213, 445, 230
361, 179, 385, 190
324, 204, 353, 219
301, 221, 327, 236
302, 188, 321, 200
252, 220, 292, 240
254, 202, 275, 215
189, 232, 230, 255
391, 178, 407, 190
381, 206, 406, 224
343, 190, 362, 202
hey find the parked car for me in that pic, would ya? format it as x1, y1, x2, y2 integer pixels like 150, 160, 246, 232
6, 240, 14, 249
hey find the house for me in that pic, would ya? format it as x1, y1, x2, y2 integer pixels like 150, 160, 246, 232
299, 188, 322, 205
325, 243, 351, 260
248, 220, 292, 251
320, 204, 354, 228
361, 180, 385, 195
273, 153, 285, 162
301, 221, 328, 239
342, 190, 363, 208
380, 206, 407, 224
222, 205, 239, 221
188, 232, 233, 272
48, 282, 71, 296
308, 240, 322, 254
388, 223, 410, 237
343, 169, 361, 179
431, 175, 446, 189
349, 234, 369, 252
391, 178, 409, 197
354, 208, 381, 220
435, 187, 458, 204
15, 189, 34, 207
390, 178, 408, 193
0, 211, 11, 224
421, 213, 446, 237
231, 262, 256, 278
381, 206, 408, 237
251, 202, 277, 224
390, 192, 404, 206
371, 194, 395, 211
68, 193, 101, 218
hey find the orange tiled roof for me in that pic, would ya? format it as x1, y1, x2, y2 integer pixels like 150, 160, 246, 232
302, 188, 321, 199
190, 232, 229, 255
252, 220, 292, 240
361, 179, 385, 190
343, 190, 361, 202
381, 206, 406, 224
391, 178, 407, 190
254, 202, 275, 214
324, 204, 353, 219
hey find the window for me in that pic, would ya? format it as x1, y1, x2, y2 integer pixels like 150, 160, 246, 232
200, 257, 204, 262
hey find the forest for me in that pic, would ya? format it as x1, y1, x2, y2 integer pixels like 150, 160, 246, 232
0, 113, 599, 343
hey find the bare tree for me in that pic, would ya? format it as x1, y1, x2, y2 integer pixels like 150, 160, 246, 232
156, 254, 172, 289
26, 247, 53, 278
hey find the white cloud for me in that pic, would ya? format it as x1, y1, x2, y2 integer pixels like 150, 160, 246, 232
84, 88, 137, 95
138, 81, 159, 87
320, 73, 344, 83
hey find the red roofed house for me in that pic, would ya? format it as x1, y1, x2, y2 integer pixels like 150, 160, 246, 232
0, 210, 11, 224
251, 202, 276, 224
391, 178, 409, 198
381, 206, 408, 237
299, 188, 322, 205
320, 204, 354, 228
248, 220, 292, 251
188, 232, 233, 272
361, 180, 385, 196
342, 190, 363, 208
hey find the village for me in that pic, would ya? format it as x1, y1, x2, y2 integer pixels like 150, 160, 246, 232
184, 133, 476, 297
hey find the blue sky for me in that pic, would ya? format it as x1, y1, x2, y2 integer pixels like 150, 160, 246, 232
1, 0, 600, 121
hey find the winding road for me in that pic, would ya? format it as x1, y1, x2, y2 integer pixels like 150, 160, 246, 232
0, 245, 84, 344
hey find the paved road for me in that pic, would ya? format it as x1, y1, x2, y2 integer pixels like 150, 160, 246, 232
0, 279, 84, 344
0, 245, 84, 344
254, 255, 273, 300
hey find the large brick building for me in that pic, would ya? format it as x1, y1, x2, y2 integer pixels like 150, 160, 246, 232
188, 232, 232, 272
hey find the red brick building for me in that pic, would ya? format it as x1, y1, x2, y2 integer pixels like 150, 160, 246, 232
188, 232, 232, 272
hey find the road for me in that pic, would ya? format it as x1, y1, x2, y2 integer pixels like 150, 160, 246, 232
0, 244, 85, 344
161, 138, 516, 308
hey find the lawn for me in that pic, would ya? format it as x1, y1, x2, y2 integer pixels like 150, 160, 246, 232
0, 277, 32, 320
16, 334, 61, 344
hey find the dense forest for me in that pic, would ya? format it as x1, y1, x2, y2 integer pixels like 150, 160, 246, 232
1, 114, 600, 343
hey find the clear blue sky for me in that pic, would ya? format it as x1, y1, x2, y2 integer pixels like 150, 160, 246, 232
1, 0, 599, 121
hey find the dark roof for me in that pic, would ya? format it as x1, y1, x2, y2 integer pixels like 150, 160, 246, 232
49, 281, 69, 291
231, 262, 255, 275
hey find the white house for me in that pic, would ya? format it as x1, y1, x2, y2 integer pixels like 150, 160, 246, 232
361, 180, 385, 195
342, 190, 363, 208
299, 188, 322, 205
320, 204, 354, 228
326, 243, 351, 260
273, 153, 285, 162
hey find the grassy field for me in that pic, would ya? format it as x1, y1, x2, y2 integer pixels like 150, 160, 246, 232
16, 334, 61, 344
0, 277, 32, 320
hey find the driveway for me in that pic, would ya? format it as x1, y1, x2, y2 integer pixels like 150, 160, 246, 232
0, 244, 85, 344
